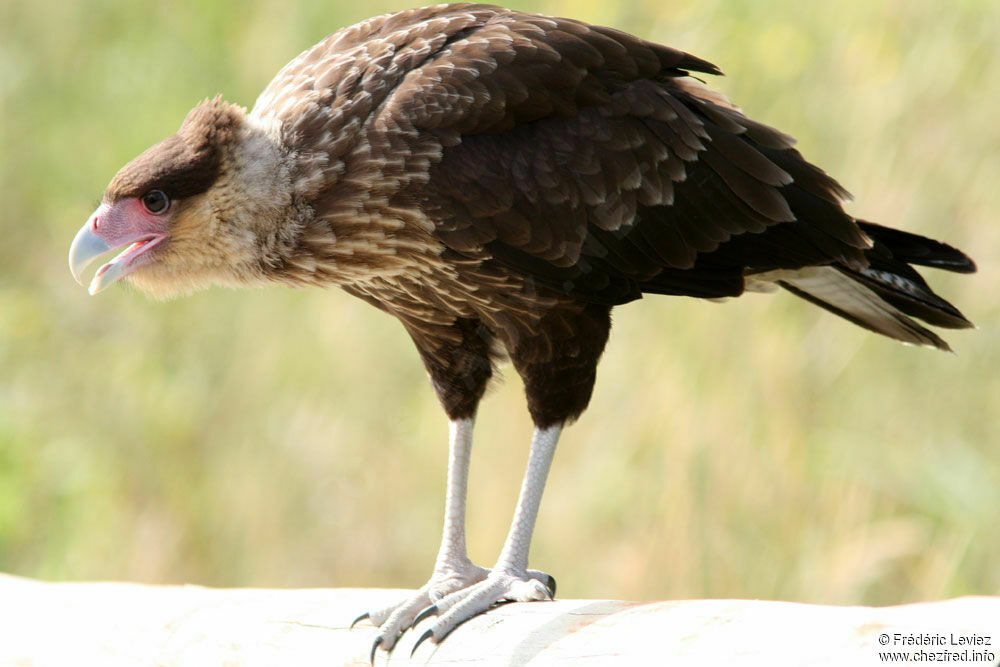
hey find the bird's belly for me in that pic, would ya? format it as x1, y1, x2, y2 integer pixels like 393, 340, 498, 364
344, 261, 564, 337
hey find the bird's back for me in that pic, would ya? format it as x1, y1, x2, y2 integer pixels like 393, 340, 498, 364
250, 3, 974, 349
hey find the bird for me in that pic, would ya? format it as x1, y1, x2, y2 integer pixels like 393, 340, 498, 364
68, 3, 976, 657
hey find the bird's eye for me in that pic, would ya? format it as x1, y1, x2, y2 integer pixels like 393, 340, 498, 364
141, 190, 170, 214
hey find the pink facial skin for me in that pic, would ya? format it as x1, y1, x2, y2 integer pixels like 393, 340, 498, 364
69, 196, 171, 294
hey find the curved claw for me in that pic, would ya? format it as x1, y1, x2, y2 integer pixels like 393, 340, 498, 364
350, 612, 370, 629
411, 629, 434, 658
411, 604, 439, 628
369, 636, 382, 665
545, 575, 557, 598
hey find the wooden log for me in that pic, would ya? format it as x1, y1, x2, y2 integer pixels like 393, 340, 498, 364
1, 573, 998, 666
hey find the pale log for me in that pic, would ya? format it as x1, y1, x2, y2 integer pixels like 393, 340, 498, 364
1, 574, 997, 666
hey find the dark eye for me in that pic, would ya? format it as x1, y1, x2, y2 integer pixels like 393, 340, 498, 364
141, 190, 170, 214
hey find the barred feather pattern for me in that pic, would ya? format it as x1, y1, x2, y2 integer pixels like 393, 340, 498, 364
246, 4, 883, 345
111, 3, 972, 364
94, 3, 975, 419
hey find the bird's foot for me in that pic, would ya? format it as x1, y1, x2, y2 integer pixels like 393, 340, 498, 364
354, 560, 489, 654
408, 568, 556, 656
354, 563, 555, 658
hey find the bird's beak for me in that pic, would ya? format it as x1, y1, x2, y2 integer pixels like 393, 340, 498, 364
69, 219, 113, 291
68, 201, 168, 295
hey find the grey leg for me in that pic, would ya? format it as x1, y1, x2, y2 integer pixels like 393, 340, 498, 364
410, 424, 563, 651
362, 418, 488, 651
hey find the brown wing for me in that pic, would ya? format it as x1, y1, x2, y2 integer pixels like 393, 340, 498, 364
252, 4, 873, 305
371, 5, 873, 304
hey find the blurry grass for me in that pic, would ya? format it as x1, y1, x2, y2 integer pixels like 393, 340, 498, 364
1, 0, 998, 606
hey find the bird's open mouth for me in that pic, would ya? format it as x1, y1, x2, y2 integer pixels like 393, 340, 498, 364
91, 235, 166, 291
69, 223, 166, 294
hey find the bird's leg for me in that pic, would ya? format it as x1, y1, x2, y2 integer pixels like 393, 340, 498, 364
404, 304, 611, 652
493, 423, 562, 578
430, 418, 481, 577
359, 418, 488, 651
409, 423, 562, 652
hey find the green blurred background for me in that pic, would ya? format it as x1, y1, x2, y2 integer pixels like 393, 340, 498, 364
1, 0, 997, 606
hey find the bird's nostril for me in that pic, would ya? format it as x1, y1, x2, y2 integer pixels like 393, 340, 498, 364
92, 216, 101, 230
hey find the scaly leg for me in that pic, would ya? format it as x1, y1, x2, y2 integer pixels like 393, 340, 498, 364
409, 423, 562, 653
359, 418, 557, 654
356, 418, 488, 652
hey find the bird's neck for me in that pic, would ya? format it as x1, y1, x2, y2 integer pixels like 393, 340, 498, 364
238, 118, 449, 291
213, 114, 318, 286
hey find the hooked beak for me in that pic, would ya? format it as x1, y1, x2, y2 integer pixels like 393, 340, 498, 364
68, 202, 167, 294
69, 222, 113, 289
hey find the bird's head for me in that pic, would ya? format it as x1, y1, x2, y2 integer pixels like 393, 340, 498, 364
69, 97, 295, 299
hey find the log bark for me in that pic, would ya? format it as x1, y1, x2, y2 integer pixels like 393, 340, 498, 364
1, 573, 997, 666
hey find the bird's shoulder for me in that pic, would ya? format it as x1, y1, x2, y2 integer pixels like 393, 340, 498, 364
250, 4, 716, 148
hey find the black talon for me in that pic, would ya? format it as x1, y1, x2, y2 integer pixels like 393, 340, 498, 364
350, 612, 370, 629
369, 636, 382, 665
411, 629, 434, 657
412, 604, 439, 627
545, 575, 557, 598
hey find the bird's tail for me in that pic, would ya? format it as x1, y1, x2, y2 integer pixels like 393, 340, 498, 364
749, 222, 976, 351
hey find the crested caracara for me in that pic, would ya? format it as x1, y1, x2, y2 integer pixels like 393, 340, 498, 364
68, 3, 976, 657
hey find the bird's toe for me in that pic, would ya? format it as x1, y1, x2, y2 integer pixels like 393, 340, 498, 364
353, 561, 490, 656
360, 592, 432, 654
410, 570, 555, 654
526, 569, 556, 597
357, 596, 420, 631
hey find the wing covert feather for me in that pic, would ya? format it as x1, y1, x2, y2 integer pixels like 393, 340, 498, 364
377, 6, 871, 303
254, 4, 871, 304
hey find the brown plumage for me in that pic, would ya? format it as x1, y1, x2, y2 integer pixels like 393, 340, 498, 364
69, 3, 975, 654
